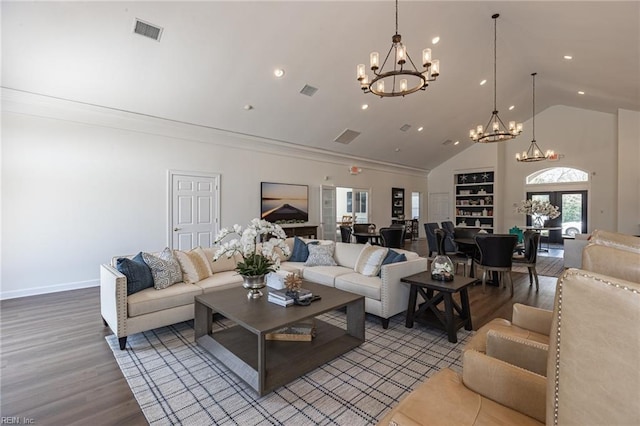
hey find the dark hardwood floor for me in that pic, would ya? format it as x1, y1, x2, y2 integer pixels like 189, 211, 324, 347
0, 238, 558, 425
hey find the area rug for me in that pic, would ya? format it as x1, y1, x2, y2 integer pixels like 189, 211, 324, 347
106, 311, 472, 425
512, 254, 565, 277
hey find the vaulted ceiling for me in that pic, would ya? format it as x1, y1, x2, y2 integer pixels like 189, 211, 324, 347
3, 1, 639, 171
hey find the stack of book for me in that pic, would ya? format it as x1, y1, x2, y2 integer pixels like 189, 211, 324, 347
267, 288, 313, 307
265, 319, 316, 341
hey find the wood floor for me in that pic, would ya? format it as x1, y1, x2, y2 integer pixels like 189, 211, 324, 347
0, 238, 559, 425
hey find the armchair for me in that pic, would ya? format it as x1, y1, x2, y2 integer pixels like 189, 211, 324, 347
377, 268, 640, 425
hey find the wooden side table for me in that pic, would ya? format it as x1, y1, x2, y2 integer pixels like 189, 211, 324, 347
402, 271, 477, 343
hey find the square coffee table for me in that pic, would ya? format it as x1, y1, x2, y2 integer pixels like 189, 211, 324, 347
194, 281, 364, 396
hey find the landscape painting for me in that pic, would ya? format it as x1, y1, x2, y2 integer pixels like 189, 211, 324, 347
261, 182, 309, 223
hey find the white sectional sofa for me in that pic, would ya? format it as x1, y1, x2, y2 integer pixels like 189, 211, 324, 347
101, 238, 428, 349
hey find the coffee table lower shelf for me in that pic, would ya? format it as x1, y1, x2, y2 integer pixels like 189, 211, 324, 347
197, 319, 361, 396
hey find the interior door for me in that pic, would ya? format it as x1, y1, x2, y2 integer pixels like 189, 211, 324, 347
320, 185, 337, 241
170, 172, 220, 250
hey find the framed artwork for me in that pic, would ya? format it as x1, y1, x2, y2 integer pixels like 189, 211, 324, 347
261, 182, 309, 223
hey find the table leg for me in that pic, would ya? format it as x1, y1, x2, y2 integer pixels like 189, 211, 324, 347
443, 293, 457, 343
194, 301, 212, 339
460, 288, 473, 331
405, 285, 418, 328
257, 332, 266, 395
346, 297, 365, 340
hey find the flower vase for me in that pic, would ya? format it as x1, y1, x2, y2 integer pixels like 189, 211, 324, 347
431, 255, 454, 281
532, 215, 545, 229
241, 274, 266, 299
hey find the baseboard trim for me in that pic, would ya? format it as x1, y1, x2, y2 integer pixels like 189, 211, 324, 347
0, 279, 99, 300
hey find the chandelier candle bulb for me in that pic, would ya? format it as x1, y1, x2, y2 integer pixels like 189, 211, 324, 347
397, 43, 406, 64
370, 52, 379, 69
477, 125, 484, 135
357, 64, 366, 79
423, 48, 432, 66
377, 80, 385, 92
516, 123, 523, 133
431, 59, 440, 76
493, 121, 500, 131
400, 79, 408, 92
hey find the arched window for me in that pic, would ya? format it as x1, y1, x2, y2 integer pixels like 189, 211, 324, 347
526, 167, 588, 185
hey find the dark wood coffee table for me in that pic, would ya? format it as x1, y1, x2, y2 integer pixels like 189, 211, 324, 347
194, 281, 365, 396
402, 272, 477, 343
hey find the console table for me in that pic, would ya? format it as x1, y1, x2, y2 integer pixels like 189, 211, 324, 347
281, 225, 318, 239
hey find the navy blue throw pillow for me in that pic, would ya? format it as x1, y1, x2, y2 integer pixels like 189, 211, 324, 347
116, 252, 154, 295
289, 237, 319, 262
378, 250, 407, 276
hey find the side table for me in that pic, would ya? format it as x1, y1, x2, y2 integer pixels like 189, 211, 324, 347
402, 271, 477, 343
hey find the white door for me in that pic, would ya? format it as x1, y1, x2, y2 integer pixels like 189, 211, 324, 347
429, 192, 451, 224
169, 171, 220, 250
320, 185, 337, 241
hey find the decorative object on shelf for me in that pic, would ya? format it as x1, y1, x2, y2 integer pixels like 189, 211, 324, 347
213, 218, 290, 299
368, 224, 377, 233
470, 14, 523, 143
431, 255, 454, 281
356, 0, 440, 97
515, 199, 561, 228
516, 73, 555, 162
284, 273, 303, 298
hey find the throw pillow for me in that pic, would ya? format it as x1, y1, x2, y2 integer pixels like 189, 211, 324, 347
174, 247, 212, 284
376, 249, 407, 276
304, 244, 338, 267
289, 236, 319, 262
116, 252, 154, 295
354, 244, 388, 277
142, 248, 182, 289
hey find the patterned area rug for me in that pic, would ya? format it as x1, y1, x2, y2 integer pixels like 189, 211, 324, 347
106, 311, 472, 425
512, 254, 565, 277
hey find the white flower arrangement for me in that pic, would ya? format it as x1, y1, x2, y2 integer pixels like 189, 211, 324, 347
213, 218, 291, 276
515, 199, 561, 219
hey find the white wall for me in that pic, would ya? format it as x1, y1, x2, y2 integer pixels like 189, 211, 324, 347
429, 105, 623, 234
617, 109, 640, 235
1, 90, 427, 299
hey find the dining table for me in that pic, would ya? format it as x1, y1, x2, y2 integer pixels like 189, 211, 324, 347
352, 232, 382, 245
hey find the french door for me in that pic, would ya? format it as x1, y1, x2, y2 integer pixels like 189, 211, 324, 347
526, 190, 587, 244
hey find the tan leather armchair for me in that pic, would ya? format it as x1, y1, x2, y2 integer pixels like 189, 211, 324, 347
377, 268, 640, 425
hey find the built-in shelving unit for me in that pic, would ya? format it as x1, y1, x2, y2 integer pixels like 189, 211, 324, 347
391, 187, 405, 220
454, 171, 495, 233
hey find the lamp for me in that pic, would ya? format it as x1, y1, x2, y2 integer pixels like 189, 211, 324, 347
516, 73, 554, 162
470, 14, 522, 143
356, 0, 440, 97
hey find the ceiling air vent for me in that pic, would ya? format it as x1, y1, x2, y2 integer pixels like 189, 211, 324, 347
334, 129, 361, 144
399, 124, 411, 132
300, 84, 318, 97
133, 19, 163, 41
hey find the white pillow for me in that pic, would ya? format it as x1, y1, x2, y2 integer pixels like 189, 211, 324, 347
354, 244, 388, 277
174, 247, 212, 284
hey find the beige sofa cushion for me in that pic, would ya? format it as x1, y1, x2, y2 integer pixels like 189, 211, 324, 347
202, 248, 241, 273
302, 265, 352, 287
335, 273, 381, 300
465, 318, 549, 353
354, 244, 388, 276
334, 242, 365, 269
194, 271, 244, 293
127, 282, 202, 317
174, 247, 212, 284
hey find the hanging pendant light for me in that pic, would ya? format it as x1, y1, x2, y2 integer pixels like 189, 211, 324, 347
470, 14, 522, 143
356, 0, 440, 97
516, 73, 555, 162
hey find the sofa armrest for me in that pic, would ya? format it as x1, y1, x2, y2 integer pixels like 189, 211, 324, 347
100, 264, 128, 338
462, 350, 546, 423
486, 330, 549, 376
563, 238, 589, 268
380, 257, 429, 318
512, 303, 552, 336
582, 244, 640, 283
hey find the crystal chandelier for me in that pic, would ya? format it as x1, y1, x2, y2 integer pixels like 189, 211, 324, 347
470, 14, 522, 143
356, 0, 440, 97
516, 73, 554, 162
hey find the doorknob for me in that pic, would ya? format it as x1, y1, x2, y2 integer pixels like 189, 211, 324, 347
174, 227, 181, 232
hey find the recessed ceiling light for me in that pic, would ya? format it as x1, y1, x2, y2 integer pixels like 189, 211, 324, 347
361, 104, 369, 110
509, 105, 515, 111
454, 140, 460, 145
432, 36, 440, 44
563, 55, 573, 60
274, 68, 285, 78
395, 148, 401, 152
243, 104, 253, 111
417, 126, 424, 132
480, 79, 487, 86
578, 91, 585, 95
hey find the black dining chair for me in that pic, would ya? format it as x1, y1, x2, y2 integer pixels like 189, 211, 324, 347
424, 223, 440, 257
435, 229, 468, 276
512, 230, 541, 291
474, 234, 518, 295
339, 225, 352, 243
352, 223, 374, 244
380, 227, 405, 248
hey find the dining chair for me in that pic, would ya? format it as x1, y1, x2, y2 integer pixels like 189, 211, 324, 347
379, 227, 405, 248
339, 225, 352, 243
474, 234, 518, 295
352, 223, 374, 244
512, 230, 541, 291
423, 223, 440, 257
435, 229, 468, 276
